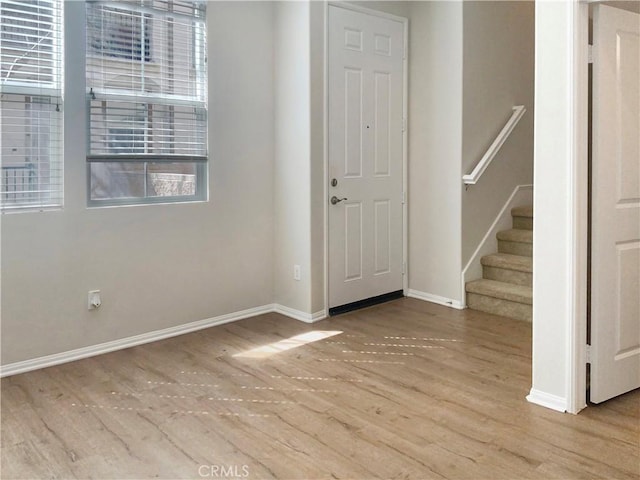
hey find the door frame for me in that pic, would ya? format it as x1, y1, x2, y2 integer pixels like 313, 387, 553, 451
571, 0, 589, 414
323, 1, 409, 314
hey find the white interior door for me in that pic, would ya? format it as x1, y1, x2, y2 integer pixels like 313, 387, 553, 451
328, 6, 404, 310
591, 4, 640, 403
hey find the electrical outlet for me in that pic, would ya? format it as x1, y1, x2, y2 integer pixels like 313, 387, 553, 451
88, 290, 102, 310
293, 265, 301, 281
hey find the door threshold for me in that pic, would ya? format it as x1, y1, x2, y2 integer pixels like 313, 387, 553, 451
329, 290, 404, 316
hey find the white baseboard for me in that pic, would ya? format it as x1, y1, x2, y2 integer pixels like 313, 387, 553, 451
526, 388, 567, 412
461, 184, 533, 307
0, 303, 329, 378
406, 289, 465, 310
273, 304, 326, 323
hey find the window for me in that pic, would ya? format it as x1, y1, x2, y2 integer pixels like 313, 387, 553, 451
86, 0, 207, 206
0, 0, 64, 211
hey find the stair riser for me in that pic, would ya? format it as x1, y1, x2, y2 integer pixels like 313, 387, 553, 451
483, 266, 532, 287
512, 216, 533, 230
498, 240, 532, 257
466, 293, 532, 322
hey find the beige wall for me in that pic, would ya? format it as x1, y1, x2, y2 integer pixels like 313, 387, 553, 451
461, 1, 535, 265
1, 1, 276, 364
405, 0, 534, 302
273, 1, 313, 314
407, 1, 464, 302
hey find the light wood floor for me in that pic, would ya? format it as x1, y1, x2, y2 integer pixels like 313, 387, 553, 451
1, 298, 638, 479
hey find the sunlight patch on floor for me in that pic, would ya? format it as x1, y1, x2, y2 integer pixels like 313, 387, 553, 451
234, 331, 343, 359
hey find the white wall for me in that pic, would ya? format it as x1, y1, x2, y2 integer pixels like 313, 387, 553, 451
461, 1, 535, 266
273, 1, 313, 315
0, 1, 276, 365
406, 1, 464, 303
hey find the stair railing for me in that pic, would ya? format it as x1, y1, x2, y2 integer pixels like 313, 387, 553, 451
462, 105, 526, 186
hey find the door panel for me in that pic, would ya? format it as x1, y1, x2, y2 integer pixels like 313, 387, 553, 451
374, 199, 391, 275
345, 202, 363, 281
345, 68, 363, 177
374, 72, 391, 176
617, 245, 640, 353
591, 4, 640, 403
328, 6, 404, 309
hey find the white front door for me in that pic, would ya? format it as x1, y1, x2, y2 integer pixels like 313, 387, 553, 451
591, 4, 640, 403
328, 6, 404, 310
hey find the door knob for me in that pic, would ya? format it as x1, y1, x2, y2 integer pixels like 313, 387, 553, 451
330, 196, 347, 205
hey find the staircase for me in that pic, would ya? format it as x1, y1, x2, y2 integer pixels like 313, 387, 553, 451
465, 206, 533, 322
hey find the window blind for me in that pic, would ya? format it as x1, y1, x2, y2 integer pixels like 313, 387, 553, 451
88, 99, 206, 157
0, 0, 63, 210
86, 0, 207, 205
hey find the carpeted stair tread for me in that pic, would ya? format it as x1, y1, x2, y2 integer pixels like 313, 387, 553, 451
497, 228, 533, 244
465, 279, 532, 305
465, 204, 534, 321
466, 293, 532, 322
511, 205, 533, 218
481, 253, 532, 273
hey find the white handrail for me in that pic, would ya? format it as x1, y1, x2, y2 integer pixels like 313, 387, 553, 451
463, 105, 526, 186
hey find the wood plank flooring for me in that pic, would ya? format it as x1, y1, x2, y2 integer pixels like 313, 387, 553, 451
1, 298, 638, 479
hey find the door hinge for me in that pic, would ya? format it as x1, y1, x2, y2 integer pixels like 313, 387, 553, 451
402, 262, 406, 275
586, 344, 591, 364
588, 45, 594, 64
402, 117, 407, 132
402, 191, 406, 204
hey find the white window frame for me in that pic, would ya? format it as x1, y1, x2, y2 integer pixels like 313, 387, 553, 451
85, 0, 208, 208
